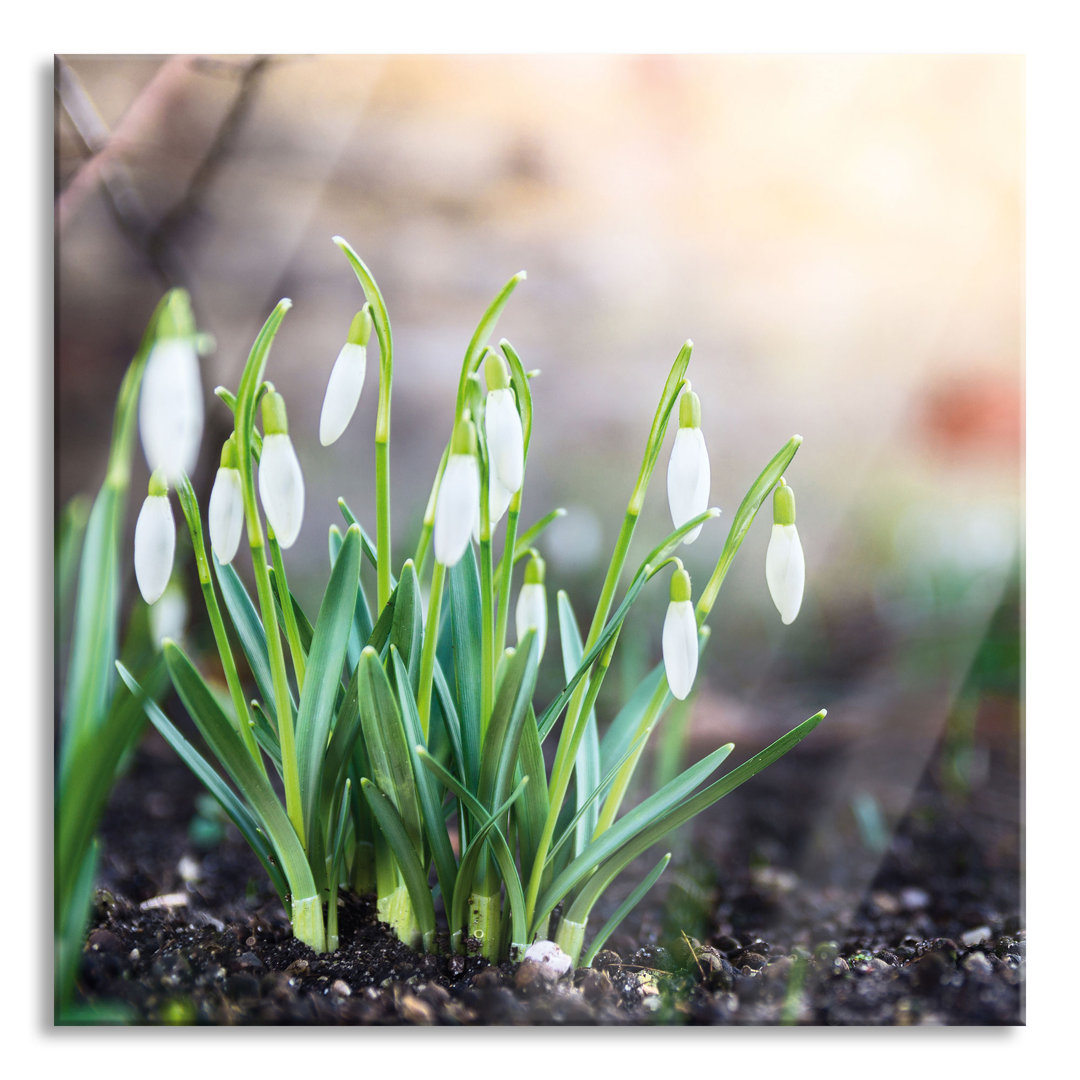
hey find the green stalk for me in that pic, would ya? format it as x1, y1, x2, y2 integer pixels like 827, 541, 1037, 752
416, 560, 446, 739
269, 529, 306, 692
479, 534, 496, 738
494, 497, 521, 657
175, 475, 265, 774
334, 237, 394, 611
523, 343, 691, 928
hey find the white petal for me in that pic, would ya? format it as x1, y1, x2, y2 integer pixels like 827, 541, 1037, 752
149, 583, 188, 644
139, 339, 204, 482
258, 433, 305, 548
766, 523, 805, 625
319, 342, 367, 446
434, 453, 479, 567
134, 494, 176, 605
662, 599, 699, 700
485, 388, 524, 493
515, 582, 548, 659
667, 427, 711, 544
208, 466, 245, 564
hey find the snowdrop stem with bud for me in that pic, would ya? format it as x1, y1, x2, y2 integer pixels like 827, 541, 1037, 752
524, 341, 692, 930
334, 237, 395, 610
231, 300, 307, 847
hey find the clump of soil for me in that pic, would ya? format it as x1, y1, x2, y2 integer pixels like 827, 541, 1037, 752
71, 717, 1023, 1026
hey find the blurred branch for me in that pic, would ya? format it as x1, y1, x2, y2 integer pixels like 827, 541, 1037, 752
55, 55, 273, 294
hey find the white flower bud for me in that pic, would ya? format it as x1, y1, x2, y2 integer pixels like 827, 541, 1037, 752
208, 466, 245, 564
662, 599, 699, 700
258, 433, 305, 548
139, 338, 204, 482
765, 523, 805, 625
434, 452, 480, 567
662, 566, 698, 701
666, 389, 710, 544
134, 492, 175, 605
515, 555, 548, 659
485, 387, 524, 494
319, 342, 367, 446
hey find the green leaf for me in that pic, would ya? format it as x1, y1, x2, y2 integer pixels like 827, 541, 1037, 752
116, 662, 288, 907
532, 742, 736, 931
295, 524, 361, 840
557, 592, 600, 857
579, 853, 671, 968
387, 561, 423, 694
456, 270, 526, 417
565, 711, 828, 927
598, 662, 666, 776
514, 705, 550, 877
330, 524, 373, 672
337, 498, 392, 587
477, 630, 540, 815
356, 647, 423, 855
447, 545, 483, 791
360, 779, 437, 952
390, 648, 458, 906
159, 642, 319, 909
214, 555, 292, 722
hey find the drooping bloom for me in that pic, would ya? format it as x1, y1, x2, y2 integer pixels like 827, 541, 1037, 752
319, 307, 373, 446
258, 391, 305, 548
515, 553, 548, 659
208, 437, 245, 564
139, 336, 204, 483
434, 415, 480, 567
134, 471, 176, 605
667, 386, 711, 544
765, 478, 805, 625
662, 566, 698, 701
484, 351, 524, 495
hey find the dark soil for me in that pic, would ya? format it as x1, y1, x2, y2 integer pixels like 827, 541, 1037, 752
71, 704, 1023, 1026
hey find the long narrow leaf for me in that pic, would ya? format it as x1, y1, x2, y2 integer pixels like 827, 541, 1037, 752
447, 545, 483, 790
580, 853, 671, 968
360, 780, 437, 952
295, 524, 361, 839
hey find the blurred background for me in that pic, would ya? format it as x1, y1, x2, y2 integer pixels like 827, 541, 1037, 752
55, 54, 1023, 918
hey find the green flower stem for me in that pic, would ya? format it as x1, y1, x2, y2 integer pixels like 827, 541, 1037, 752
524, 344, 691, 930
239, 463, 305, 845
175, 475, 265, 775
479, 533, 496, 739
413, 442, 449, 581
468, 891, 502, 960
269, 528, 306, 693
416, 560, 447, 739
334, 237, 394, 611
494, 497, 522, 658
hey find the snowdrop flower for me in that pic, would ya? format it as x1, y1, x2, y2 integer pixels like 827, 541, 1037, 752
208, 436, 245, 565
515, 553, 548, 659
149, 581, 188, 644
319, 306, 373, 446
662, 566, 698, 701
139, 335, 204, 483
258, 390, 305, 548
434, 414, 480, 567
134, 470, 176, 605
667, 385, 711, 544
765, 478, 805, 625
483, 351, 524, 494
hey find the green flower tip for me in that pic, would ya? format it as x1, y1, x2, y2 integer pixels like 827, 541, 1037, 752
773, 480, 796, 526
670, 566, 693, 604
347, 307, 374, 347
524, 554, 546, 585
484, 349, 511, 391
157, 289, 196, 340
147, 468, 170, 497
451, 413, 478, 456
261, 390, 289, 436
219, 436, 239, 470
678, 388, 702, 429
